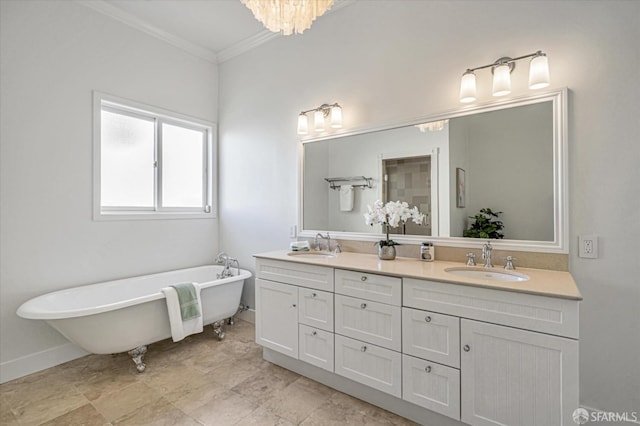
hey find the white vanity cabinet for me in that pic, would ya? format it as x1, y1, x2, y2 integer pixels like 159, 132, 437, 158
255, 254, 580, 426
255, 278, 299, 357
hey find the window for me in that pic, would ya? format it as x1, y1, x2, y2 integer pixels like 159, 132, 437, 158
93, 93, 216, 220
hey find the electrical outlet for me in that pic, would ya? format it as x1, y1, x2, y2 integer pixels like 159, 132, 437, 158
289, 225, 297, 238
579, 234, 598, 259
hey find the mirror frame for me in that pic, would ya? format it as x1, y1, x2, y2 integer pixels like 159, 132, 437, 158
298, 88, 568, 253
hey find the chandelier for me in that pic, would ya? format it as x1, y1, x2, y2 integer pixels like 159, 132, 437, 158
240, 0, 334, 36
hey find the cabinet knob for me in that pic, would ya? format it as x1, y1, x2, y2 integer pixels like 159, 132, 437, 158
292, 304, 297, 308
311, 331, 317, 336
463, 344, 471, 352
361, 276, 367, 281
361, 346, 367, 352
360, 303, 367, 309
311, 293, 317, 298
425, 366, 432, 373
425, 316, 432, 323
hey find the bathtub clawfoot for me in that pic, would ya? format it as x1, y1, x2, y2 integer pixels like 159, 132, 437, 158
128, 346, 147, 373
227, 316, 235, 326
212, 321, 225, 340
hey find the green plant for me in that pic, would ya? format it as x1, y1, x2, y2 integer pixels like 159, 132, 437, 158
463, 208, 504, 239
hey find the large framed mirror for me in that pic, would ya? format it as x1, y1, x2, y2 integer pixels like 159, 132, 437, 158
298, 89, 568, 253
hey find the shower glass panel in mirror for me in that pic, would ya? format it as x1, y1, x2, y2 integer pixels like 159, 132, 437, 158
299, 89, 567, 253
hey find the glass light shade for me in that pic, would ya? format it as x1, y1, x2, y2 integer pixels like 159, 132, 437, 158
459, 71, 477, 103
314, 110, 325, 132
529, 54, 550, 89
330, 105, 342, 128
492, 64, 511, 97
297, 113, 308, 135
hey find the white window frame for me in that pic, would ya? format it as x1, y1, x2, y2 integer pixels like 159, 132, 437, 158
93, 92, 216, 220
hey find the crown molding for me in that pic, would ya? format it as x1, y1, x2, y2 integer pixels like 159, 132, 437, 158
217, 30, 280, 63
76, 0, 218, 64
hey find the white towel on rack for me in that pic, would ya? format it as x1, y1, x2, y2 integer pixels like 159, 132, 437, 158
339, 185, 354, 211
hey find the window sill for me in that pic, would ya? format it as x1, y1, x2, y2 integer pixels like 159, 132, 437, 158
94, 210, 217, 221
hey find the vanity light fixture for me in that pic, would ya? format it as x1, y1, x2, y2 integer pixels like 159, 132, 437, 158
297, 103, 342, 135
459, 51, 550, 103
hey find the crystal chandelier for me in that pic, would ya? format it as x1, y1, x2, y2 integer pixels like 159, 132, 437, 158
240, 0, 334, 36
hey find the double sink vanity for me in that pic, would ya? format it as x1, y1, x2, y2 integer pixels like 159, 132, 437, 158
254, 251, 581, 426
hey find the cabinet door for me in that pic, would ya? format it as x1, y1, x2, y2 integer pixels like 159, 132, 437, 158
299, 324, 334, 372
334, 334, 402, 397
334, 294, 402, 351
255, 279, 298, 358
461, 319, 579, 426
402, 354, 461, 421
298, 288, 334, 332
402, 307, 460, 368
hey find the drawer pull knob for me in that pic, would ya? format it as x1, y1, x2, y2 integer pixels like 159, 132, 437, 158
463, 344, 471, 352
425, 366, 432, 373
360, 303, 367, 309
311, 331, 317, 336
292, 304, 297, 308
312, 293, 317, 297
361, 346, 367, 352
361, 276, 367, 281
425, 316, 432, 323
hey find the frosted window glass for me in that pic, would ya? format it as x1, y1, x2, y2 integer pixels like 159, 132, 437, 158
161, 123, 204, 208
101, 110, 155, 207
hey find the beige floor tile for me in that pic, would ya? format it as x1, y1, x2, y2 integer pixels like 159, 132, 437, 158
230, 363, 300, 406
162, 376, 227, 413
138, 362, 211, 396
259, 376, 336, 424
184, 390, 258, 426
40, 403, 110, 426
91, 381, 162, 422
74, 364, 139, 402
9, 385, 89, 425
206, 357, 263, 388
233, 405, 296, 426
0, 400, 19, 426
111, 397, 201, 425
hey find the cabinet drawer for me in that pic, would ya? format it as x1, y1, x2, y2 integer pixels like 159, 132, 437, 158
335, 334, 401, 398
256, 258, 334, 292
298, 325, 334, 372
298, 288, 334, 332
402, 308, 460, 368
335, 269, 401, 306
335, 294, 401, 351
402, 354, 460, 421
404, 278, 579, 339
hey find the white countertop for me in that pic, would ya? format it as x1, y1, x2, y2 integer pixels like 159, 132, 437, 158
254, 251, 582, 300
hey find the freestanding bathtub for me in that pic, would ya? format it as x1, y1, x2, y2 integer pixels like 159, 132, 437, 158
17, 265, 251, 371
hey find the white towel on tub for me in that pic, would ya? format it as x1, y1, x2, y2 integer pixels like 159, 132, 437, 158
339, 185, 354, 211
162, 283, 203, 342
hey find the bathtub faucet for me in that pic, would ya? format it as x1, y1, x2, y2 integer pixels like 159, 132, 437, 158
215, 252, 238, 278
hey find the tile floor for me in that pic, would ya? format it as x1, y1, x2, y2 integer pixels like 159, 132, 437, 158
0, 320, 419, 425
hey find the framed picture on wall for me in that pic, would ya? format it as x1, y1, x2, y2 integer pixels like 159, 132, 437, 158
456, 168, 465, 208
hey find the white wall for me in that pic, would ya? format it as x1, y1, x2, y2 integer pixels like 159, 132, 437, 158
0, 1, 219, 381
219, 0, 640, 417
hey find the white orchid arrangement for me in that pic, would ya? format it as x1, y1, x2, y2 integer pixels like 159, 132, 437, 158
364, 200, 426, 246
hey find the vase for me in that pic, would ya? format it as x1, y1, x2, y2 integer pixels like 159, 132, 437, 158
378, 245, 396, 260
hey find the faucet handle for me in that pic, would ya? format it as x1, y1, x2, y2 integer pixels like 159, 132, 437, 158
504, 256, 517, 270
466, 253, 476, 266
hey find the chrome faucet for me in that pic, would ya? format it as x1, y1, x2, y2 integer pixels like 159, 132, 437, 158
215, 252, 237, 278
482, 241, 494, 268
504, 256, 516, 270
315, 232, 331, 251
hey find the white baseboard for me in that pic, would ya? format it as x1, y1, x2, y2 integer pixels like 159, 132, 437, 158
236, 308, 255, 324
0, 343, 88, 384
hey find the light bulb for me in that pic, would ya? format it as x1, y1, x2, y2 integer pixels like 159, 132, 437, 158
330, 105, 342, 128
297, 113, 308, 135
492, 63, 511, 97
314, 109, 325, 132
529, 52, 550, 89
459, 70, 477, 103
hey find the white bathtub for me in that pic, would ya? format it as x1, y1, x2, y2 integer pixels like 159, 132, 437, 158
17, 265, 251, 362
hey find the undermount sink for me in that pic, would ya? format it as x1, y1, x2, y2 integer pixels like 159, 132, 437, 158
287, 251, 337, 259
445, 267, 530, 282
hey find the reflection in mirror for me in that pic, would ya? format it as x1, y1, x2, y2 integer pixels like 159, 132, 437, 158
299, 89, 567, 252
